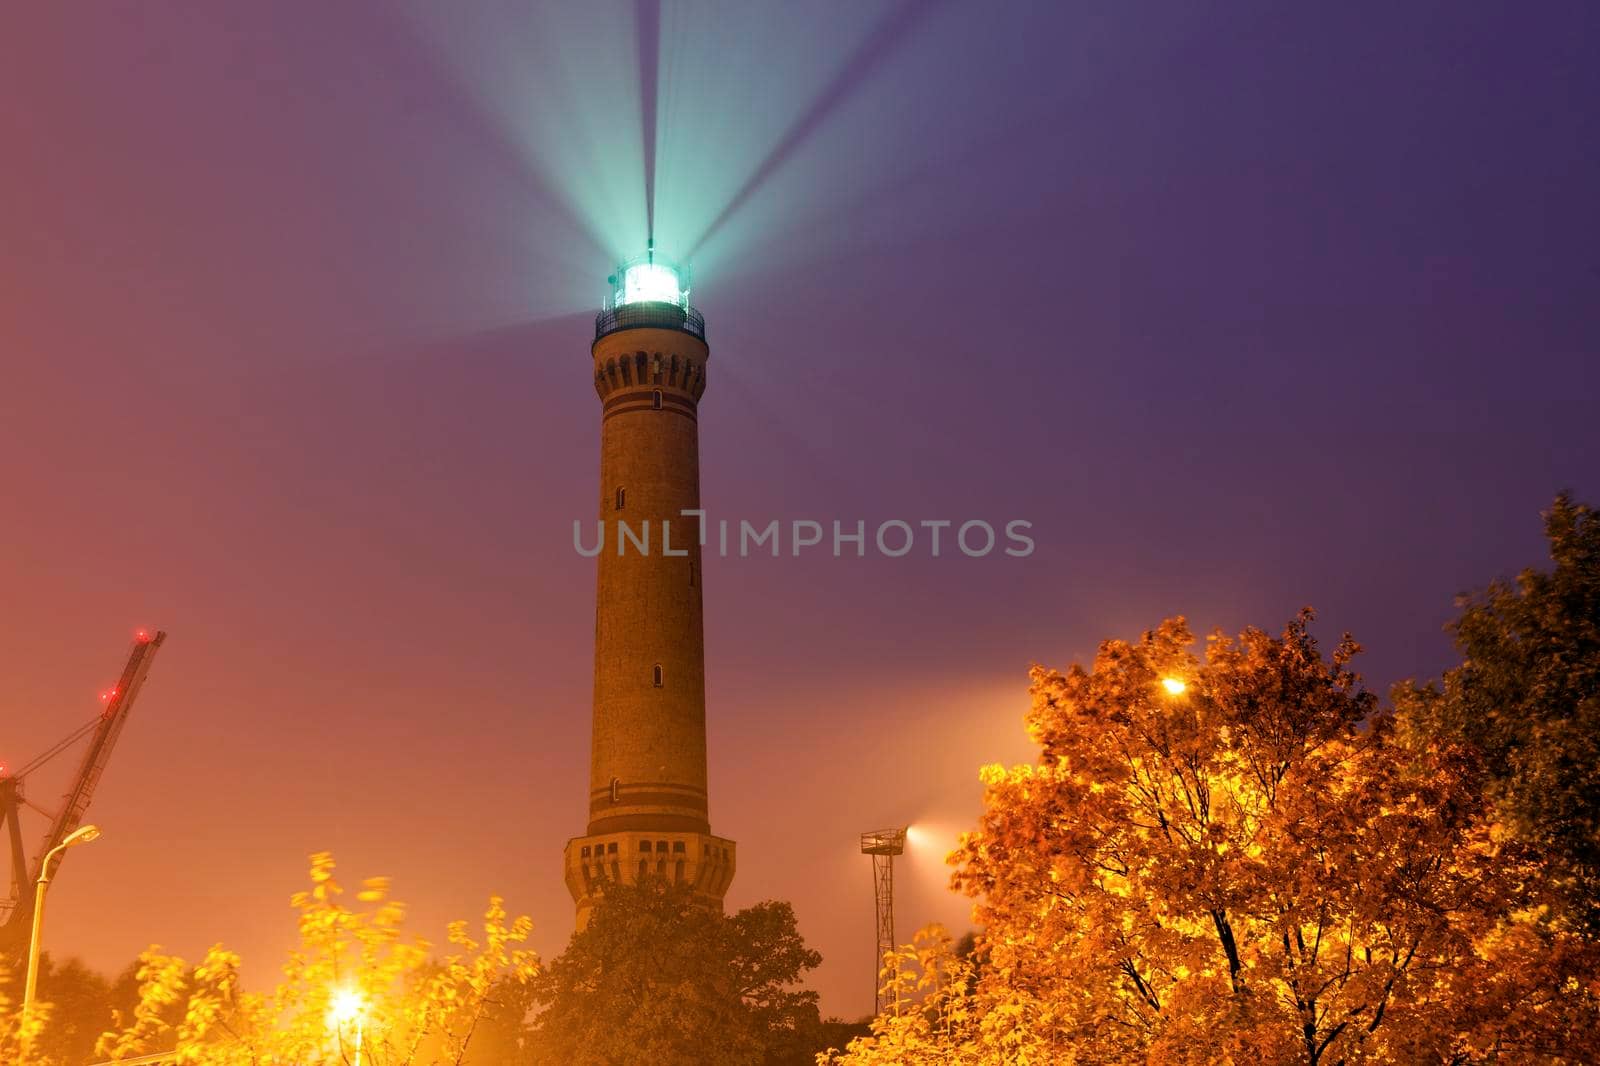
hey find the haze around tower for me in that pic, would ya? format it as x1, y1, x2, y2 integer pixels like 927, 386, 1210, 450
3, 0, 1595, 1021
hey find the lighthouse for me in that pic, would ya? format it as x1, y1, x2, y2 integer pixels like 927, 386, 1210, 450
563, 247, 736, 926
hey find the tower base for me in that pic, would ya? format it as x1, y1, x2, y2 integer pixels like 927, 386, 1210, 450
563, 829, 736, 928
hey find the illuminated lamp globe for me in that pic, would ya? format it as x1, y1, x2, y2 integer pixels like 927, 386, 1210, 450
610, 245, 691, 309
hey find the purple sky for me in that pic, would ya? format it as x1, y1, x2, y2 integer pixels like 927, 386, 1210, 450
2, 1, 1597, 1017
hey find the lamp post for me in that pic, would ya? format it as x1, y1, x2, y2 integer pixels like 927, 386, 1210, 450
328, 988, 367, 1066
22, 823, 103, 1055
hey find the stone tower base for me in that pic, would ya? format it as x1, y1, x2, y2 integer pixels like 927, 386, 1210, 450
563, 830, 736, 928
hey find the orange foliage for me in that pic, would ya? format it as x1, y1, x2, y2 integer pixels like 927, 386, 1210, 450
829, 613, 1600, 1064
1, 852, 538, 1065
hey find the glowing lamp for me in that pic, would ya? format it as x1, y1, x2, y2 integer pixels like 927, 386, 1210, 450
622, 262, 683, 305
610, 243, 690, 309
328, 987, 366, 1026
1161, 677, 1187, 695
860, 827, 906, 856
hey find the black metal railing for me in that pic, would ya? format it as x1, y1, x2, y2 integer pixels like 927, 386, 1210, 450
594, 302, 705, 342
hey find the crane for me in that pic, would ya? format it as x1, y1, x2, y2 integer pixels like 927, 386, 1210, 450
0, 630, 167, 955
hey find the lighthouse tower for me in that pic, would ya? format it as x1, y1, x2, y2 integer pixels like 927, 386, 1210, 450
563, 248, 736, 926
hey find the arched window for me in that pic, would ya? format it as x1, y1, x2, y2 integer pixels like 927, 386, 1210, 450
615, 487, 625, 510
652, 664, 664, 687
652, 389, 663, 411
609, 777, 620, 803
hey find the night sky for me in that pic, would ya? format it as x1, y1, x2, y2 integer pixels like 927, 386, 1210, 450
3, 1, 1597, 1016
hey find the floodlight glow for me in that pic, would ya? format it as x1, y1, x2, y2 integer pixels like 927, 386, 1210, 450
1161, 677, 1187, 695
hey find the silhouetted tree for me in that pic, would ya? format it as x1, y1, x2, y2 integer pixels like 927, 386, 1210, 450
1398, 492, 1600, 933
529, 879, 821, 1066
33, 954, 113, 1064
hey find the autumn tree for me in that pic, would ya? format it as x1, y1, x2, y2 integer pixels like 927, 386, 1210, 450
59, 852, 539, 1065
1397, 493, 1600, 933
831, 613, 1600, 1064
530, 878, 822, 1066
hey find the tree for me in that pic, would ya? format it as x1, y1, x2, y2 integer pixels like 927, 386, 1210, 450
23, 954, 114, 1064
529, 878, 822, 1066
830, 613, 1600, 1064
26, 852, 542, 1066
1397, 493, 1600, 933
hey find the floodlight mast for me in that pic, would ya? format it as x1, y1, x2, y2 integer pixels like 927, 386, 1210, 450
860, 827, 907, 1016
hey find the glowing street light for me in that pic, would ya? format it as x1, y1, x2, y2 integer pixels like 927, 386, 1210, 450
23, 824, 103, 1055
1161, 677, 1187, 695
327, 987, 368, 1066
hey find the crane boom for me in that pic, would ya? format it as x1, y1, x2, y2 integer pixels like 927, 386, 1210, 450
41, 631, 165, 867
0, 630, 166, 954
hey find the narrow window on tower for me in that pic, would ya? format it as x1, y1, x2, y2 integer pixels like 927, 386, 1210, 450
652, 389, 662, 410
610, 777, 620, 803
652, 663, 664, 687
615, 487, 625, 510
689, 560, 696, 587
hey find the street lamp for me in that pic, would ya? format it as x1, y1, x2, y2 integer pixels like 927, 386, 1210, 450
1161, 677, 1187, 695
22, 824, 103, 1050
328, 987, 368, 1066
